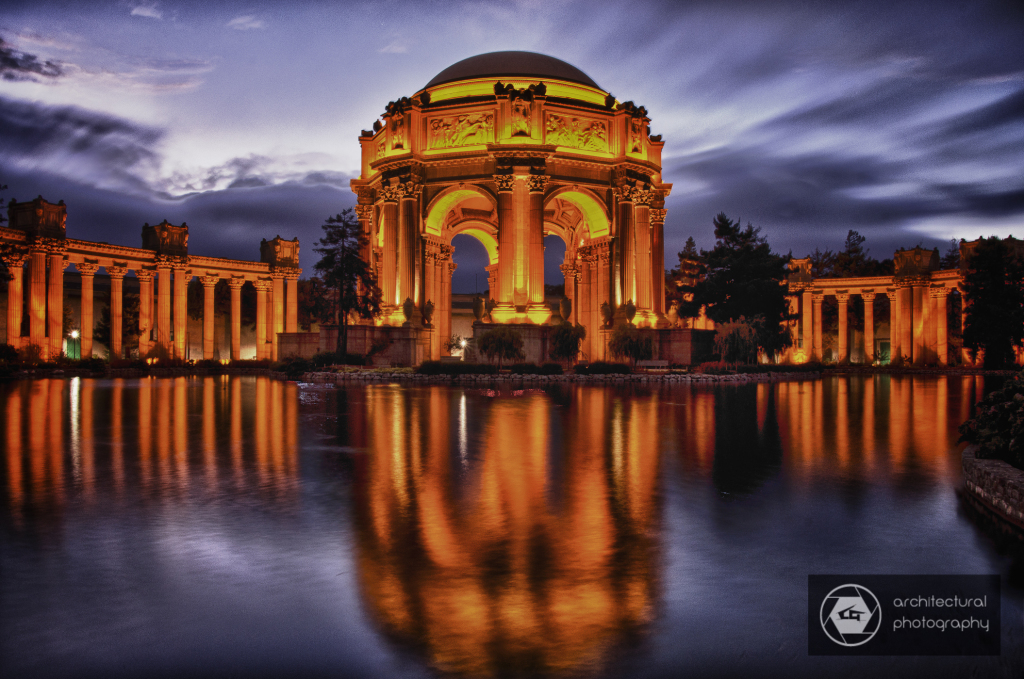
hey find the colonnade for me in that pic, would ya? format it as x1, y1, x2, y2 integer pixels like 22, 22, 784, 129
2, 198, 300, 361
787, 248, 963, 365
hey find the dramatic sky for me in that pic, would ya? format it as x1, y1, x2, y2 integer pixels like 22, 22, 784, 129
1, 0, 1022, 291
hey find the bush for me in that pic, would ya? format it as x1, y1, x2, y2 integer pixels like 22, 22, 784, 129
607, 324, 653, 366
477, 326, 525, 369
416, 361, 498, 376
959, 370, 1024, 469
509, 363, 542, 374
549, 323, 586, 364
0, 343, 21, 363
78, 357, 107, 372
540, 362, 563, 375
573, 361, 632, 375
194, 359, 226, 373
279, 357, 311, 379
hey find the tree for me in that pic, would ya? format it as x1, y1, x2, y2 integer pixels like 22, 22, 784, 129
962, 237, 1024, 369
297, 277, 332, 331
549, 323, 586, 365
477, 326, 524, 369
714, 317, 761, 363
940, 238, 961, 270
607, 323, 653, 367
312, 209, 382, 355
679, 213, 792, 360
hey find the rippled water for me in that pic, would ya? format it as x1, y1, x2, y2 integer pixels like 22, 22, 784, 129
1, 375, 1022, 678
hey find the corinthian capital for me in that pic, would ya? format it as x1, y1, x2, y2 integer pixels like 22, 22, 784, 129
493, 174, 516, 192
650, 208, 667, 225
526, 174, 548, 193
354, 205, 374, 220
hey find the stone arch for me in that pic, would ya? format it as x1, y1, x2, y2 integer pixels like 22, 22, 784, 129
424, 184, 498, 236
446, 220, 498, 265
543, 186, 611, 240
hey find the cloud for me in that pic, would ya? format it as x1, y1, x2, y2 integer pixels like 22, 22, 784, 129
0, 95, 162, 195
0, 37, 63, 81
378, 40, 408, 54
130, 2, 163, 20
227, 16, 266, 31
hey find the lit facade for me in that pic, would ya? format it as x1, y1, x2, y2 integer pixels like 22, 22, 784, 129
350, 52, 674, 361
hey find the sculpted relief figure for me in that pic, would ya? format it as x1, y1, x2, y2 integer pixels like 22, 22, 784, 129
545, 114, 608, 151
390, 115, 405, 150
428, 113, 494, 148
511, 97, 531, 136
629, 117, 644, 153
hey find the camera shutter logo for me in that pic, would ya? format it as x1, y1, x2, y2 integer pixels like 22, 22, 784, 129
819, 584, 882, 647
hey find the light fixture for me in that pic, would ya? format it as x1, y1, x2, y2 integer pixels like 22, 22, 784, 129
70, 330, 79, 339
460, 339, 467, 347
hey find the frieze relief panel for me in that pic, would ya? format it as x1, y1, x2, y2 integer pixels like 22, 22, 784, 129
427, 112, 495, 148
544, 113, 608, 151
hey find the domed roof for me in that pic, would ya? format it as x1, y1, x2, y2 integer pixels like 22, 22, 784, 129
425, 51, 600, 90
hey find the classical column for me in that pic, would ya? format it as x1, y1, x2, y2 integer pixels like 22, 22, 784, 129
227, 277, 244, 360
4, 254, 25, 347
200, 275, 218, 360
397, 184, 419, 308
933, 287, 950, 366
911, 283, 925, 365
156, 262, 172, 352
172, 264, 190, 360
107, 265, 127, 360
960, 287, 971, 365
28, 249, 47, 353
271, 273, 285, 361
899, 285, 914, 365
616, 187, 636, 309
254, 279, 270, 360
802, 289, 813, 360
76, 262, 100, 359
379, 188, 399, 311
135, 269, 154, 357
650, 208, 667, 320
887, 289, 901, 365
47, 249, 66, 359
836, 291, 850, 364
286, 276, 299, 333
492, 173, 517, 322
812, 291, 823, 361
861, 290, 876, 365
526, 174, 550, 323
354, 203, 375, 270
633, 190, 653, 324
579, 254, 594, 358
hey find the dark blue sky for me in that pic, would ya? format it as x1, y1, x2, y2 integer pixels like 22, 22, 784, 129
1, 0, 1022, 291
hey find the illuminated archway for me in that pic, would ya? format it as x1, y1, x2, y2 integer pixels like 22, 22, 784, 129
424, 185, 498, 236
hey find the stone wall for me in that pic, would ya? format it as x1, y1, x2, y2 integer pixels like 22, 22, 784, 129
962, 445, 1024, 530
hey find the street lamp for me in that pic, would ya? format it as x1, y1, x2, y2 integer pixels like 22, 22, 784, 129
70, 330, 79, 339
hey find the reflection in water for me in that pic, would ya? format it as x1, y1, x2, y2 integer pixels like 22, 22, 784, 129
3, 376, 298, 522
350, 386, 662, 676
0, 375, 1005, 679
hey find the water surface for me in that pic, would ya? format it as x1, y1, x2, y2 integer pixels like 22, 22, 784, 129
1, 375, 1021, 678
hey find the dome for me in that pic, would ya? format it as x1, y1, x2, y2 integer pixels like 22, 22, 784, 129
425, 51, 600, 90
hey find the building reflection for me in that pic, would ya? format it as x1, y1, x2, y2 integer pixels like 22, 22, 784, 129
352, 385, 662, 677
2, 376, 298, 523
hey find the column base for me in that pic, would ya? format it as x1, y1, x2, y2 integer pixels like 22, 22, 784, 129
490, 304, 517, 324
525, 303, 551, 325
634, 309, 658, 328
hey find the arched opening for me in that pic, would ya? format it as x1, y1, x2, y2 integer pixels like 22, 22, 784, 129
544, 234, 566, 320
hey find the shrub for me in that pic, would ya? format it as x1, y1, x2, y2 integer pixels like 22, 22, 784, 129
279, 358, 311, 379
509, 363, 542, 374
78, 357, 107, 372
194, 359, 226, 373
0, 343, 21, 363
540, 362, 563, 375
607, 324, 653, 366
416, 361, 498, 376
477, 326, 525, 369
549, 323, 586, 364
573, 361, 632, 375
959, 370, 1024, 469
